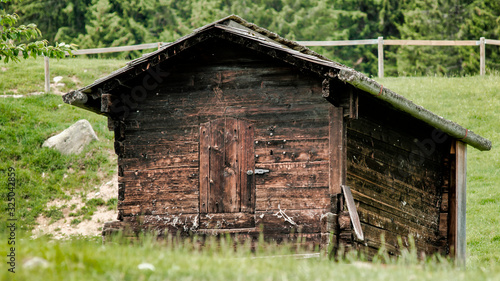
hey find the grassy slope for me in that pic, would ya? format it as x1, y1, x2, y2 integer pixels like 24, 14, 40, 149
0, 58, 499, 279
0, 58, 127, 231
0, 57, 127, 95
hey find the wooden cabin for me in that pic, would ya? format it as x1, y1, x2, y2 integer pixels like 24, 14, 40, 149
63, 15, 491, 262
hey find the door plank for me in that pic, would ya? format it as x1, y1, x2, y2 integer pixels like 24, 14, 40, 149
239, 119, 255, 213
209, 119, 225, 213
224, 118, 240, 212
199, 123, 210, 213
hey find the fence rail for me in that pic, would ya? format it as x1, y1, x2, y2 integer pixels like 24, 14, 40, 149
70, 42, 163, 55
296, 39, 378, 46
43, 37, 498, 92
383, 39, 478, 46
296, 37, 495, 77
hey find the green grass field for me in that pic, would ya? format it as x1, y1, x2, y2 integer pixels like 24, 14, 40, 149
0, 58, 499, 280
0, 57, 127, 95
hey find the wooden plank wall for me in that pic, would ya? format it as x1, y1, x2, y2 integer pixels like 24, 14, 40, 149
345, 95, 451, 257
114, 39, 331, 240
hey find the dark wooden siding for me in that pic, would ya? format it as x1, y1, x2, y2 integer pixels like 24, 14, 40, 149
115, 39, 330, 236
346, 94, 451, 256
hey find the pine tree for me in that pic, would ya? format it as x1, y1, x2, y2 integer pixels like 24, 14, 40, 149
6, 0, 90, 44
225, 0, 404, 76
396, 0, 468, 75
76, 0, 133, 49
459, 0, 500, 73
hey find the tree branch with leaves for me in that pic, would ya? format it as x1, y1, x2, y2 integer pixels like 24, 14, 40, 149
0, 0, 76, 63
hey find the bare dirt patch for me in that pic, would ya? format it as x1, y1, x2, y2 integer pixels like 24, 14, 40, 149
0, 92, 45, 98
49, 83, 66, 96
71, 75, 80, 84
32, 175, 118, 239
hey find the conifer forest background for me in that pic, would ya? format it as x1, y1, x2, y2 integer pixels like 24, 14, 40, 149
2, 0, 500, 77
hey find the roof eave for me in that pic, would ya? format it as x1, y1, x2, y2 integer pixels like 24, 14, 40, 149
337, 69, 492, 151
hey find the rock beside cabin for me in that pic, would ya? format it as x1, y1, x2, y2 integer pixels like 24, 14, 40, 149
42, 119, 98, 155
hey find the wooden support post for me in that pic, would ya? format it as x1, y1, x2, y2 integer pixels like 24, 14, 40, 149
329, 106, 346, 196
449, 140, 467, 267
455, 141, 467, 266
378, 37, 384, 78
44, 56, 50, 93
479, 37, 486, 76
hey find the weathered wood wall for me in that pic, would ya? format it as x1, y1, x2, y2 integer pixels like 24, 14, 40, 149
105, 36, 454, 257
112, 39, 331, 242
345, 94, 452, 257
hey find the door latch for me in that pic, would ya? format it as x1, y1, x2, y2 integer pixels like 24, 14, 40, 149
255, 169, 270, 174
247, 169, 270, 175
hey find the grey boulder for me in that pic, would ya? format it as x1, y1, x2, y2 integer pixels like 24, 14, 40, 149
42, 119, 99, 154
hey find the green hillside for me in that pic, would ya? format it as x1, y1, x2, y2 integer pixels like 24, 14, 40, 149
0, 58, 499, 278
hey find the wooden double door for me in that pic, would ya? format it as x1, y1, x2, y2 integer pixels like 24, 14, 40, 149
199, 118, 255, 214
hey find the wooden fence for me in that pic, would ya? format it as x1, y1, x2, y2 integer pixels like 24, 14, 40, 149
297, 37, 499, 78
43, 37, 500, 93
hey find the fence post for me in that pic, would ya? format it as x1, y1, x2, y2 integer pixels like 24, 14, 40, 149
44, 56, 50, 93
378, 37, 384, 78
479, 37, 485, 76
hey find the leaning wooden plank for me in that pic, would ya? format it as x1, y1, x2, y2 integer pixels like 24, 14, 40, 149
342, 185, 364, 241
